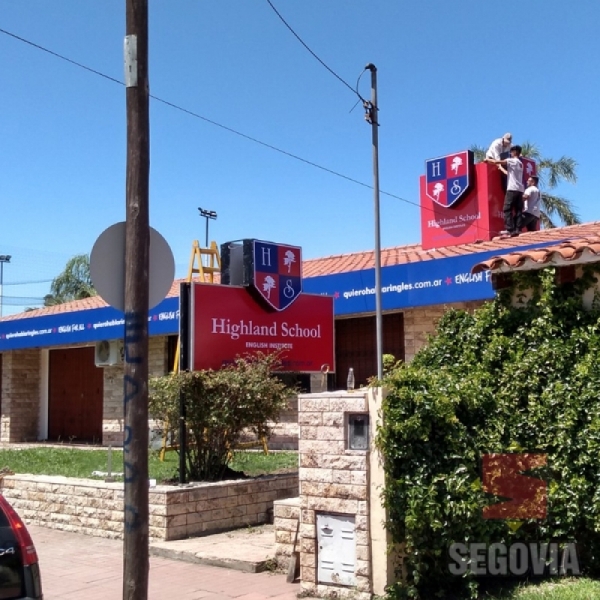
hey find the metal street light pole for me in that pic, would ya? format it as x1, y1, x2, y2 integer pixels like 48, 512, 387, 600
0, 255, 11, 319
198, 207, 217, 248
365, 64, 383, 381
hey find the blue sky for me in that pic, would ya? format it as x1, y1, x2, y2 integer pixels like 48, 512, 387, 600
1, 1, 599, 315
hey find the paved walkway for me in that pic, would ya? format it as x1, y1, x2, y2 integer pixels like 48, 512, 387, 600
30, 525, 299, 600
150, 525, 277, 572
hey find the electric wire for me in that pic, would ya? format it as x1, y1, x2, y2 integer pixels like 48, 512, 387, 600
0, 28, 123, 86
0, 27, 417, 207
2, 296, 45, 305
264, 0, 363, 100
4, 279, 53, 286
0, 27, 501, 237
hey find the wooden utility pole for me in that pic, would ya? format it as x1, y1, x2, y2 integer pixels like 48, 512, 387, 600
123, 0, 150, 598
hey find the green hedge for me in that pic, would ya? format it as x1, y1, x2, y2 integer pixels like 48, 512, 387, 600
377, 267, 600, 599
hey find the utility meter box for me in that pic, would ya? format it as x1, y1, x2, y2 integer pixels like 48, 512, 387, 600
316, 513, 356, 586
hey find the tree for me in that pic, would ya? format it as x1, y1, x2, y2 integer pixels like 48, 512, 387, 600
44, 254, 96, 306
470, 141, 580, 228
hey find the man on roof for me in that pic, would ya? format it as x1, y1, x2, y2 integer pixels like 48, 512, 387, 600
521, 175, 542, 232
489, 145, 524, 237
485, 133, 513, 161
484, 133, 512, 191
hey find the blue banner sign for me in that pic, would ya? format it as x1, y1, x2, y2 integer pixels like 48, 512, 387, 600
0, 297, 179, 351
0, 240, 561, 351
302, 242, 561, 316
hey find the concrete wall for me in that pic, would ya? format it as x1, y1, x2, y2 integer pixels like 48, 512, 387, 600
1, 472, 298, 541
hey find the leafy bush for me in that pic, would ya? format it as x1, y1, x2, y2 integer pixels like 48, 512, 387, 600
149, 352, 292, 481
377, 267, 600, 599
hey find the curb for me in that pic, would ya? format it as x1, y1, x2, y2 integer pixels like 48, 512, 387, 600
149, 545, 272, 573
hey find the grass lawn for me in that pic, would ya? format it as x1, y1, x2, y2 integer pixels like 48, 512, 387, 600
481, 578, 600, 599
0, 447, 298, 483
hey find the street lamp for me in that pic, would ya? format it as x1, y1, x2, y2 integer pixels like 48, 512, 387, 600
0, 255, 11, 319
198, 207, 217, 248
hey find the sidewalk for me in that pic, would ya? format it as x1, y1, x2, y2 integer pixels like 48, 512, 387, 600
150, 525, 278, 573
30, 525, 299, 600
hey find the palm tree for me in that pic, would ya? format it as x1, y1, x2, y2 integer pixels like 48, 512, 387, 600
470, 142, 580, 228
44, 254, 96, 306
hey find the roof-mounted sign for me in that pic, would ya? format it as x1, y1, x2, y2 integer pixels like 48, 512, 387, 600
220, 239, 303, 311
425, 150, 474, 208
252, 240, 302, 311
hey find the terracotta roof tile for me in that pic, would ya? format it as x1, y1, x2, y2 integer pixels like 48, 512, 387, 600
471, 233, 600, 274
4, 222, 600, 321
304, 221, 600, 277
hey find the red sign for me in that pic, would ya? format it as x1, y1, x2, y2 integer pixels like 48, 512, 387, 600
191, 283, 335, 372
421, 161, 505, 250
420, 158, 539, 250
521, 157, 537, 186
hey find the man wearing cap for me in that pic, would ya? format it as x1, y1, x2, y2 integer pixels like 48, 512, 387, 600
490, 145, 524, 236
485, 133, 513, 161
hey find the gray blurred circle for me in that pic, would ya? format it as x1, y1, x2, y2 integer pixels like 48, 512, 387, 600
90, 222, 175, 312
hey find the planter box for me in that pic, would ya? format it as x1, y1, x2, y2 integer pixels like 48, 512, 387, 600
0, 473, 298, 541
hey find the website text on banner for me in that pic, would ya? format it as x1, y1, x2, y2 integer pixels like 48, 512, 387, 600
302, 242, 563, 317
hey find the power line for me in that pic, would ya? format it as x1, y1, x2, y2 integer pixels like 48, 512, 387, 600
264, 0, 362, 99
0, 27, 500, 237
0, 27, 414, 203
4, 278, 53, 286
1, 296, 45, 305
0, 28, 123, 86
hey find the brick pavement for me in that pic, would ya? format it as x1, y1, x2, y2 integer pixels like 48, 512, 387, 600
29, 525, 299, 600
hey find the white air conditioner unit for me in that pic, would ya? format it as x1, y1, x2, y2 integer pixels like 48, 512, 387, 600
95, 340, 124, 367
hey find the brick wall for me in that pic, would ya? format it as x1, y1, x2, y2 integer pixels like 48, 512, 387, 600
103, 336, 168, 445
1, 472, 298, 541
0, 349, 41, 442
403, 302, 482, 362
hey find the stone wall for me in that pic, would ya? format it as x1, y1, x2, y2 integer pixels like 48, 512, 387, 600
298, 391, 371, 600
1, 472, 298, 541
273, 497, 300, 568
0, 349, 41, 442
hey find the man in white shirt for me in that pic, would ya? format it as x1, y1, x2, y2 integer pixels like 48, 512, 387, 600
490, 145, 524, 236
521, 175, 541, 232
485, 133, 513, 161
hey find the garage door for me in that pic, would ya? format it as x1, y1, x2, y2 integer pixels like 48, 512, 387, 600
48, 347, 103, 443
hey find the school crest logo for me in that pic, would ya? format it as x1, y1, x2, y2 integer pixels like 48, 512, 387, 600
252, 241, 302, 311
425, 150, 474, 208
